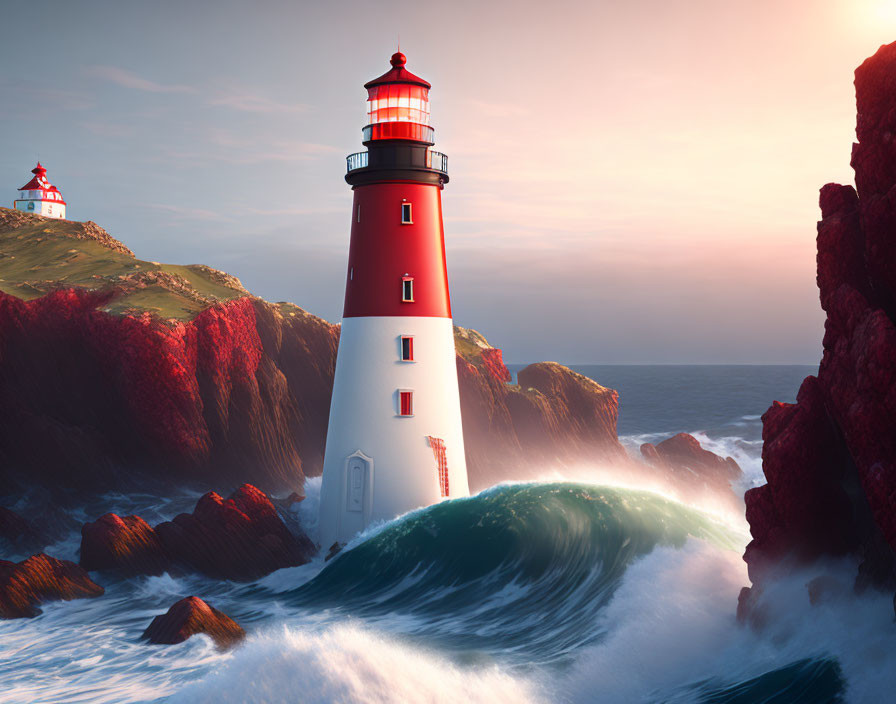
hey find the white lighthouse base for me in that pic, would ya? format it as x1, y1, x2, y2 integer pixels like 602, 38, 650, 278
318, 316, 470, 548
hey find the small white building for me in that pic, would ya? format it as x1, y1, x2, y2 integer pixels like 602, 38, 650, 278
14, 162, 66, 219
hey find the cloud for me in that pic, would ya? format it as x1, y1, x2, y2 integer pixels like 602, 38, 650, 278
235, 205, 345, 217
208, 91, 307, 114
86, 66, 195, 94
142, 203, 226, 221
149, 133, 341, 166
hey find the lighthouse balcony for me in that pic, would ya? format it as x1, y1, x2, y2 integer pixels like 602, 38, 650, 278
346, 151, 369, 172
346, 149, 448, 176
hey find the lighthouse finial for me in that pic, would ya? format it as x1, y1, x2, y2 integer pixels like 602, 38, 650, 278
390, 50, 406, 68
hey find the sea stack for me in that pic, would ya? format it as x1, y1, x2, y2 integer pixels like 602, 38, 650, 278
318, 51, 470, 548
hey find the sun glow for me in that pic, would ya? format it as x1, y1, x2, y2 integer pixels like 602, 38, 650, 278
855, 0, 896, 29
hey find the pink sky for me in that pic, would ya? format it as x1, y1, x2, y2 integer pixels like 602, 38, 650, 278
3, 0, 895, 362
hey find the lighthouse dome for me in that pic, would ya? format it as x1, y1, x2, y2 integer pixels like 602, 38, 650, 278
363, 52, 433, 143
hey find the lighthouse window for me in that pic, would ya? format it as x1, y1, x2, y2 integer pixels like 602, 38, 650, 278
400, 336, 414, 361
402, 277, 414, 302
401, 203, 412, 224
399, 390, 414, 417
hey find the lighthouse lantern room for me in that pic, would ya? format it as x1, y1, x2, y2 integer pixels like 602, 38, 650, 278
14, 162, 66, 219
318, 52, 469, 548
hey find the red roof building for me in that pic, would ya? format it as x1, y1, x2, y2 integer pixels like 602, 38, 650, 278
15, 162, 67, 219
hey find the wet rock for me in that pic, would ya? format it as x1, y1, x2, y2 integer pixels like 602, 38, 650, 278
0, 553, 104, 619
80, 513, 170, 576
156, 484, 315, 581
79, 484, 315, 582
142, 596, 244, 649
806, 575, 849, 605
641, 433, 741, 484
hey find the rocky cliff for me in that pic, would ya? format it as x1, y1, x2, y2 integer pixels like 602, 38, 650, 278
455, 329, 628, 489
0, 208, 626, 497
741, 42, 896, 612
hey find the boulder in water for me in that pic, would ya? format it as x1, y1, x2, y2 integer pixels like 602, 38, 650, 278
640, 433, 742, 504
142, 596, 244, 649
79, 484, 315, 581
641, 433, 741, 481
80, 513, 170, 576
0, 553, 104, 619
155, 484, 315, 581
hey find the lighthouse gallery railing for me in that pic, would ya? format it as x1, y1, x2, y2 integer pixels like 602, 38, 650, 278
345, 150, 448, 175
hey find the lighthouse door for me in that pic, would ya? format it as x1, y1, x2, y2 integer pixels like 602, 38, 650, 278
344, 452, 373, 515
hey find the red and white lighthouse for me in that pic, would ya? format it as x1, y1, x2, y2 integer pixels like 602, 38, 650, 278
318, 52, 469, 548
14, 162, 66, 219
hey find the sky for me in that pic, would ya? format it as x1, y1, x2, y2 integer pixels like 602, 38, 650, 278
2, 0, 895, 363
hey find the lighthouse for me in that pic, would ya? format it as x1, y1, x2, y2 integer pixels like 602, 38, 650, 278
14, 163, 66, 219
318, 51, 470, 548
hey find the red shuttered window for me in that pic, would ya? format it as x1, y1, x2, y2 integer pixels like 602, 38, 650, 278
399, 390, 413, 416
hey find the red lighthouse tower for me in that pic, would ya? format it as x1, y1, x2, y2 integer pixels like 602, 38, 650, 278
318, 52, 469, 547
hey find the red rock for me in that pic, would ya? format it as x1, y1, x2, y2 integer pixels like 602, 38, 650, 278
80, 513, 169, 576
743, 42, 896, 609
0, 290, 338, 494
479, 347, 512, 383
153, 484, 314, 581
457, 357, 628, 489
142, 596, 244, 649
78, 485, 312, 581
0, 553, 104, 619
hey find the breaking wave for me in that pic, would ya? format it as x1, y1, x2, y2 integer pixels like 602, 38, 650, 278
6, 480, 894, 703
284, 482, 741, 664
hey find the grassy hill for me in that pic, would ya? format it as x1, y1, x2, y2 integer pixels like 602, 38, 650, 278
0, 208, 249, 321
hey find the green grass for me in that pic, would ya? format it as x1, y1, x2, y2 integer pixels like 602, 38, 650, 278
0, 210, 248, 321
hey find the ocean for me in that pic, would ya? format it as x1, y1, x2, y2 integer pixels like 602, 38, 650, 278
3, 364, 894, 703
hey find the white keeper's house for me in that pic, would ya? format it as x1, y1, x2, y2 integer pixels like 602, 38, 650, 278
14, 162, 66, 219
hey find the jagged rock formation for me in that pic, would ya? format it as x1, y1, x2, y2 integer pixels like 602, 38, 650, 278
142, 596, 245, 649
456, 347, 628, 489
741, 42, 896, 616
80, 484, 314, 581
0, 208, 628, 496
80, 513, 170, 576
0, 553, 104, 619
0, 285, 338, 494
641, 433, 741, 497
